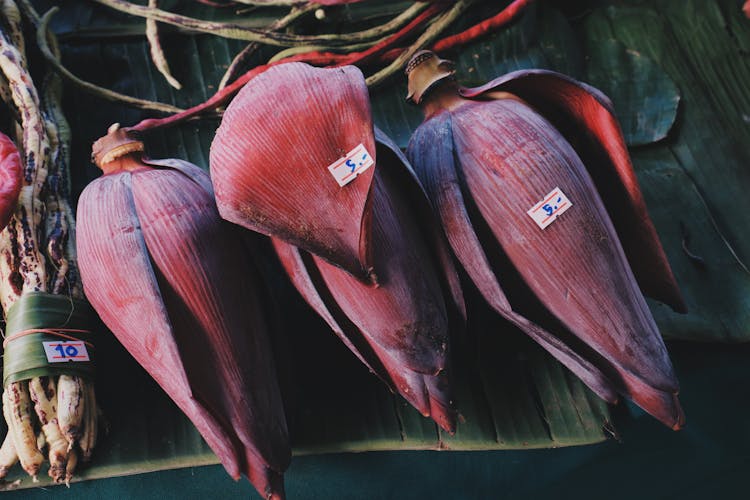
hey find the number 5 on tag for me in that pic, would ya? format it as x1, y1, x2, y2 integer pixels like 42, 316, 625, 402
527, 187, 572, 229
328, 143, 374, 187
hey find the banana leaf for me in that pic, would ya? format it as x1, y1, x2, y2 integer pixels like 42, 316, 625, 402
1, 0, 612, 491
580, 0, 750, 342
372, 0, 750, 343
6, 0, 750, 492
0, 244, 610, 490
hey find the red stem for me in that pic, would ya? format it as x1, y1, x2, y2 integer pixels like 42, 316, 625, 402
192, 0, 238, 7
127, 4, 442, 133
432, 0, 534, 52
128, 51, 342, 132
341, 3, 446, 67
365, 0, 534, 67
128, 0, 533, 133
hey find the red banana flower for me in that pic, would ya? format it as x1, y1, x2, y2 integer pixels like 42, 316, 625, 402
405, 51, 686, 430
0, 131, 22, 230
77, 126, 290, 500
210, 63, 463, 432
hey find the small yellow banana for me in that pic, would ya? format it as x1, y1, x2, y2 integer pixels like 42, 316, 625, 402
64, 447, 77, 487
5, 382, 43, 480
57, 374, 84, 449
0, 388, 18, 479
36, 431, 46, 453
79, 381, 97, 462
0, 433, 17, 479
29, 376, 69, 482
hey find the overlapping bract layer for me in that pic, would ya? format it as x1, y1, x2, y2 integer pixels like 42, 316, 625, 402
272, 139, 458, 432
77, 143, 289, 500
406, 52, 685, 430
210, 63, 461, 432
211, 63, 376, 282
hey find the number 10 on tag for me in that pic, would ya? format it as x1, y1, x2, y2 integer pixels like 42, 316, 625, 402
43, 341, 90, 363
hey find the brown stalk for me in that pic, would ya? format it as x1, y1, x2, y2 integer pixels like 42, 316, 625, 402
34, 9, 183, 113
92, 0, 428, 47
219, 3, 317, 89
146, 0, 182, 90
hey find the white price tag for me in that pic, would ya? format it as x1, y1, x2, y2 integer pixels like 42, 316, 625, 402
43, 341, 90, 363
327, 143, 374, 187
527, 187, 572, 229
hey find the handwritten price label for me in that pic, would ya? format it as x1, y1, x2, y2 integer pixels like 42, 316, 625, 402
328, 143, 374, 187
527, 187, 572, 229
43, 341, 90, 363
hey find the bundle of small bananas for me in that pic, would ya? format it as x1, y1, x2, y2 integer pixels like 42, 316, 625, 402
0, 0, 98, 485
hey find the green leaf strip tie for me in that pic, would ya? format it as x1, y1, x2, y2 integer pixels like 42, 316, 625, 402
3, 328, 94, 349
2, 292, 97, 387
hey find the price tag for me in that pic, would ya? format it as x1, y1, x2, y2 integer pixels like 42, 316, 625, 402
527, 187, 572, 229
327, 143, 374, 187
42, 341, 90, 363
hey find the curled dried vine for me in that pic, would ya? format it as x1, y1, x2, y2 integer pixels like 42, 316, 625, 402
146, 0, 182, 89
35, 8, 183, 113
92, 0, 430, 47
67, 0, 532, 133
219, 2, 317, 89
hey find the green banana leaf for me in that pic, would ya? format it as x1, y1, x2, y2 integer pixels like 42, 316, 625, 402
373, 0, 750, 343
0, 255, 610, 491
581, 0, 750, 342
0, 0, 617, 491
4, 0, 749, 493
